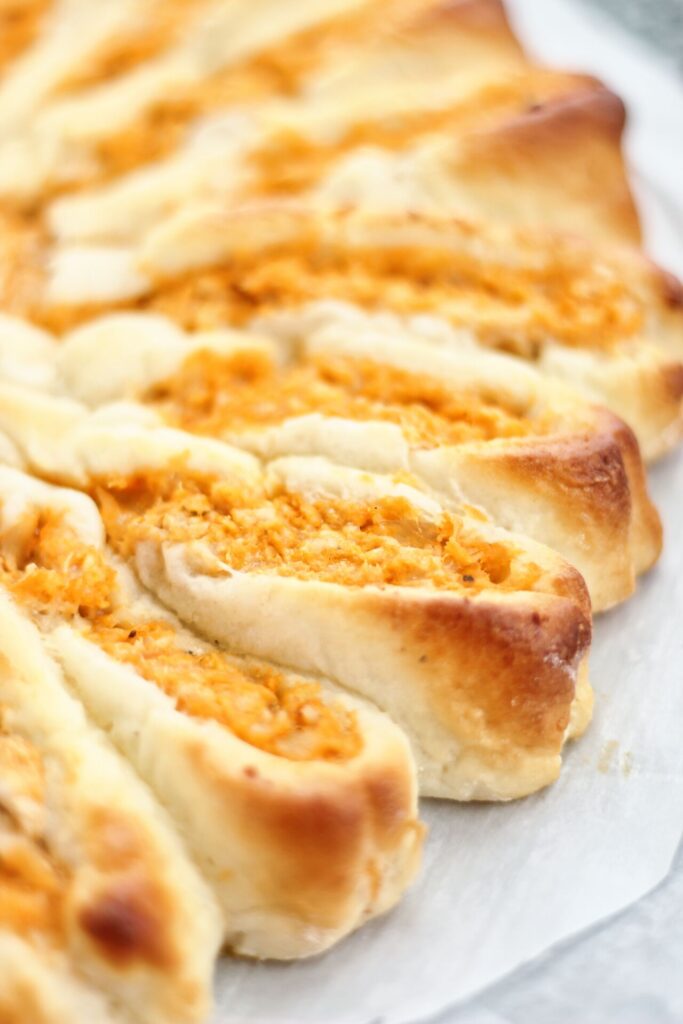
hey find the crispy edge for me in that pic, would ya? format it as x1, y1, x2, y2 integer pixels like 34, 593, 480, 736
450, 80, 641, 243
75, 810, 180, 974
414, 0, 522, 44
183, 735, 423, 937
380, 586, 591, 762
589, 406, 662, 575
450, 423, 636, 610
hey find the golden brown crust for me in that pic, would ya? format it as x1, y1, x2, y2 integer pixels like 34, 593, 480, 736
194, 741, 423, 929
129, 532, 591, 799
50, 614, 424, 956
0, 463, 423, 957
0, 621, 221, 1024
658, 266, 683, 312
440, 425, 638, 609
589, 408, 663, 574
0, 386, 592, 801
484, 434, 632, 546
448, 80, 641, 243
77, 809, 178, 972
382, 588, 590, 758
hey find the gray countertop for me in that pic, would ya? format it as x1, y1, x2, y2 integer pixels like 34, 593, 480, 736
580, 0, 683, 75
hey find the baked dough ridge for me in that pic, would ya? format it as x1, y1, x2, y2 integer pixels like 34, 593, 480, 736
0, 388, 593, 801
0, 561, 222, 1021
30, 308, 662, 610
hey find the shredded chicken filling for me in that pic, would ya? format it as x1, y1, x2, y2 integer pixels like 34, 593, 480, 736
97, 469, 540, 593
134, 240, 642, 352
0, 512, 360, 760
145, 348, 539, 445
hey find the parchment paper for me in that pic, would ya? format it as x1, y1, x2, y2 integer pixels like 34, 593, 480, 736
214, 4, 683, 1020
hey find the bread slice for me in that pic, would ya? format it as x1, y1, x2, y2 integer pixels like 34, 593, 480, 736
311, 76, 640, 244
0, 387, 593, 800
0, 464, 423, 957
37, 308, 659, 611
0, 0, 526, 208
0, 542, 222, 1021
3, 0, 637, 248
44, 65, 636, 247
37, 203, 676, 460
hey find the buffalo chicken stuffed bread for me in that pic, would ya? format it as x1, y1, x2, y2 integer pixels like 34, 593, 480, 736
7, 204, 678, 461
0, 309, 660, 611
0, 686, 219, 1024
0, 0, 638, 249
0, 386, 592, 800
0, 0, 529, 207
128, 205, 683, 462
0, 0, 679, 1016
0, 465, 423, 960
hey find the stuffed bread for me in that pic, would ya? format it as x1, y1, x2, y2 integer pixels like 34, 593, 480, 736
0, 464, 422, 959
0, 387, 593, 800
0, 0, 526, 207
0, 513, 222, 1021
45, 71, 638, 250
26, 308, 660, 611
37, 203, 678, 460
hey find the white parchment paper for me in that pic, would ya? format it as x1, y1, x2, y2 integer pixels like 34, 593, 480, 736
214, 4, 683, 1020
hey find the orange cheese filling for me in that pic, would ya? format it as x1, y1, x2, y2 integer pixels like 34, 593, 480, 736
131, 237, 642, 353
0, 721, 66, 940
0, 0, 51, 74
145, 348, 541, 445
97, 469, 541, 593
0, 512, 360, 761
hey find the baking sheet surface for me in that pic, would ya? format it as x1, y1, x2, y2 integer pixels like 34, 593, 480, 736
213, 3, 683, 1020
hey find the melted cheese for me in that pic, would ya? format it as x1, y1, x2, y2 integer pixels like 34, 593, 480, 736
0, 513, 361, 761
145, 348, 540, 446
